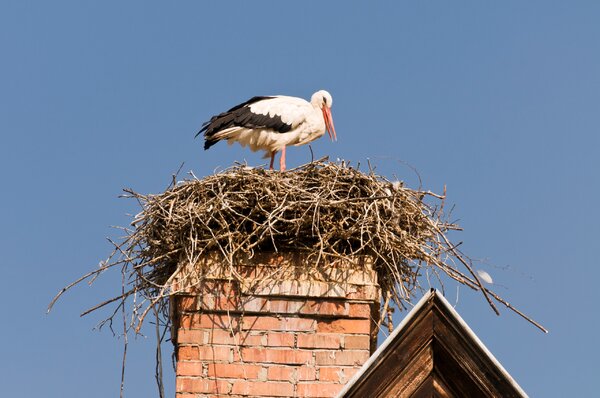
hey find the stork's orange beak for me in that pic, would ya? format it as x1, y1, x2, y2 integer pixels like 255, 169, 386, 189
322, 107, 337, 142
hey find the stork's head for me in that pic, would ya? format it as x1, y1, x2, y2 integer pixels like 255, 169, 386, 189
311, 90, 337, 141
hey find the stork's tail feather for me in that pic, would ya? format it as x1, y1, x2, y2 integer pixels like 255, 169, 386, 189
197, 121, 222, 149
204, 139, 219, 150
201, 127, 243, 150
195, 121, 210, 139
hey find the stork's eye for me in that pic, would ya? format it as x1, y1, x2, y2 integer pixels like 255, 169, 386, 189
323, 97, 328, 105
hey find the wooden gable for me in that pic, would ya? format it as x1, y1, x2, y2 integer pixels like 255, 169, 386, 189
337, 290, 528, 398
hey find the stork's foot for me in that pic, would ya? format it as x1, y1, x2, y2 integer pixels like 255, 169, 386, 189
269, 152, 275, 170
280, 146, 287, 172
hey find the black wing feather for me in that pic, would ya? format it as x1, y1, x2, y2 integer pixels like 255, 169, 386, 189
197, 96, 293, 150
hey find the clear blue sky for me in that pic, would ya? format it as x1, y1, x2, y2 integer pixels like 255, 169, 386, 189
1, 1, 598, 396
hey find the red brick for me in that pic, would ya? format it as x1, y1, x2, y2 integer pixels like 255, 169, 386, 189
231, 381, 294, 397
238, 347, 313, 365
178, 345, 232, 361
299, 300, 348, 316
297, 333, 341, 349
180, 313, 240, 330
177, 329, 205, 344
315, 350, 370, 366
267, 365, 317, 381
178, 346, 198, 360
297, 382, 343, 397
318, 366, 358, 383
297, 366, 317, 381
317, 318, 370, 334
211, 295, 239, 311
176, 361, 204, 376
179, 295, 239, 311
347, 303, 371, 318
206, 329, 237, 345
197, 396, 246, 398
319, 366, 340, 382
242, 316, 315, 332
241, 296, 268, 312
184, 328, 264, 346
269, 299, 304, 313
176, 377, 231, 394
346, 285, 380, 300
267, 366, 294, 381
187, 281, 238, 297
344, 367, 359, 380
344, 334, 371, 350
177, 395, 245, 398
198, 345, 233, 361
207, 363, 262, 379
177, 296, 197, 311
266, 332, 295, 347
238, 331, 266, 346
177, 395, 251, 398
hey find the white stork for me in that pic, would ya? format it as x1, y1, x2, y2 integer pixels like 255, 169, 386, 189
197, 90, 337, 171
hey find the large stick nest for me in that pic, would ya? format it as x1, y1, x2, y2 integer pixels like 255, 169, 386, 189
139, 160, 451, 300
50, 159, 546, 337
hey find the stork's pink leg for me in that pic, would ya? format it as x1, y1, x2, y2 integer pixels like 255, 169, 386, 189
269, 152, 275, 170
280, 146, 286, 172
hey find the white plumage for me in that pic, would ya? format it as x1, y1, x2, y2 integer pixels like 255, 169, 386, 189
199, 90, 337, 171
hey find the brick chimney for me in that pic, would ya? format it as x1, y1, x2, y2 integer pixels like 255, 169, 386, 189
171, 252, 380, 398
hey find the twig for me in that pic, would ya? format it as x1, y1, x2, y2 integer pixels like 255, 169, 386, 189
120, 267, 128, 398
153, 305, 165, 398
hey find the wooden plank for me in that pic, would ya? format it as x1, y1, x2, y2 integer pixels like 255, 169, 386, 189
345, 304, 435, 397
381, 344, 433, 397
431, 302, 524, 397
432, 373, 456, 398
410, 374, 434, 398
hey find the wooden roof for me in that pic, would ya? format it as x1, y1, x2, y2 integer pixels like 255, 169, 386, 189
337, 289, 528, 398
